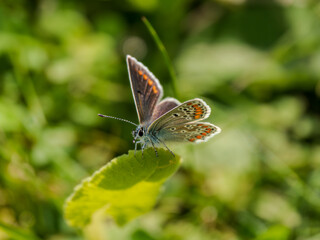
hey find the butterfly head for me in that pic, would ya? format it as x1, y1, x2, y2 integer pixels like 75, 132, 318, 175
132, 126, 146, 143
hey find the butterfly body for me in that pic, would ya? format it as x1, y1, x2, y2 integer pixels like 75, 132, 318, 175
99, 55, 221, 156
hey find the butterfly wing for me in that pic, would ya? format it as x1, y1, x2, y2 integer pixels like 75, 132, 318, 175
127, 55, 163, 125
156, 122, 221, 143
148, 98, 210, 130
147, 98, 221, 142
150, 97, 180, 122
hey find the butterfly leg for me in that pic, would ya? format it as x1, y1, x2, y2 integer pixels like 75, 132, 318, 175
141, 142, 147, 157
148, 137, 158, 157
134, 141, 141, 156
155, 136, 175, 157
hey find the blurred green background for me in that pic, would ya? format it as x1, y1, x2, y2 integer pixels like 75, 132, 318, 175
1, 0, 320, 239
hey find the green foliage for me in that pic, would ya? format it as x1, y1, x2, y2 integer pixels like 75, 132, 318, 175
0, 222, 40, 240
142, 17, 179, 98
255, 225, 290, 240
64, 148, 181, 227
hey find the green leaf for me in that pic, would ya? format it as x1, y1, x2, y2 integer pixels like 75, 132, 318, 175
64, 148, 181, 227
0, 222, 40, 240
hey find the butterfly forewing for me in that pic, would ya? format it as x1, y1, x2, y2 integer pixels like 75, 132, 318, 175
127, 56, 163, 125
148, 98, 211, 132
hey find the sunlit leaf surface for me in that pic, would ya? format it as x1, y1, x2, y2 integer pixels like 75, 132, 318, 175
64, 148, 181, 227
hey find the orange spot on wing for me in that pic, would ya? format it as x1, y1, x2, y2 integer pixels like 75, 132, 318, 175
189, 138, 195, 142
143, 74, 148, 80
187, 103, 192, 105
197, 124, 204, 126
152, 86, 158, 94
138, 70, 143, 75
196, 135, 202, 139
195, 115, 200, 119
192, 104, 199, 108
201, 133, 207, 136
205, 128, 212, 133
148, 79, 153, 86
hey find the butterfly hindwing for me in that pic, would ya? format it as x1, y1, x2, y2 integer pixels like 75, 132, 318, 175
150, 97, 180, 122
155, 122, 221, 143
127, 56, 163, 125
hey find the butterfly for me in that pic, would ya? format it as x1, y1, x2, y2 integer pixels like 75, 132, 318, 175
98, 55, 221, 156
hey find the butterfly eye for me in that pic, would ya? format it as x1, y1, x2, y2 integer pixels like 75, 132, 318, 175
138, 130, 144, 137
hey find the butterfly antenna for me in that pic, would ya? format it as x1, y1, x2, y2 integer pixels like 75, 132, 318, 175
98, 114, 138, 127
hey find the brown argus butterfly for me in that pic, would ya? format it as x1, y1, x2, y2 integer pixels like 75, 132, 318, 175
99, 55, 221, 156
